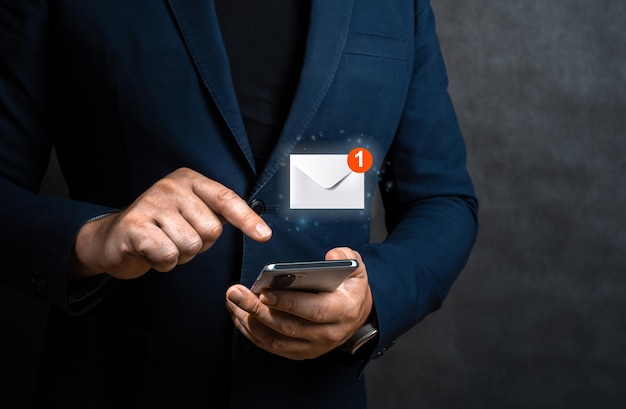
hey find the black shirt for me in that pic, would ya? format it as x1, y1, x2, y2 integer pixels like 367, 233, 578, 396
214, 0, 311, 170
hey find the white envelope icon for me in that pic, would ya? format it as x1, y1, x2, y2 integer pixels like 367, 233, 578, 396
290, 154, 364, 209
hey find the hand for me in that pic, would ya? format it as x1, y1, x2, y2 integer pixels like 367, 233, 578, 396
225, 247, 373, 360
70, 167, 272, 279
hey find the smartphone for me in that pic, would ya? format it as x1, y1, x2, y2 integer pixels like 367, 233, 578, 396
250, 259, 359, 294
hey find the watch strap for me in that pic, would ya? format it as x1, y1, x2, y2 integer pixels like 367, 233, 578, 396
341, 322, 379, 355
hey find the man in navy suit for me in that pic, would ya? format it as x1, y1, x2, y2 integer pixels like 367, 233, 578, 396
0, 0, 478, 407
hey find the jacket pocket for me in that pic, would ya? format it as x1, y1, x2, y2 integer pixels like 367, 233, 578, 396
344, 31, 408, 62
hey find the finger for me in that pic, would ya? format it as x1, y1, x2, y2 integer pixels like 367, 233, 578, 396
225, 301, 265, 345
124, 222, 181, 272
226, 285, 308, 334
225, 295, 315, 359
153, 216, 205, 264
155, 198, 228, 260
325, 248, 369, 294
226, 284, 358, 357
325, 247, 354, 260
245, 317, 315, 360
177, 199, 226, 253
192, 180, 272, 242
228, 314, 314, 360
259, 290, 342, 324
226, 285, 265, 316
325, 246, 362, 266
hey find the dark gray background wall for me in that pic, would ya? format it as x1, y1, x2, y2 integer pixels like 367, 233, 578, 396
366, 0, 626, 408
2, 0, 624, 407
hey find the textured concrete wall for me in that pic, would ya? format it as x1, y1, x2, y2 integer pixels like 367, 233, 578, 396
366, 1, 626, 408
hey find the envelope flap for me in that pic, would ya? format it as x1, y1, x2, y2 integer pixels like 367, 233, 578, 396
291, 155, 352, 189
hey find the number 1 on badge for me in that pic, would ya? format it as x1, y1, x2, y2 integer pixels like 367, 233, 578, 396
347, 147, 373, 173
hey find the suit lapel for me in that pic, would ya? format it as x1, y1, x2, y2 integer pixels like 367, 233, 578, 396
254, 0, 355, 193
166, 0, 355, 184
166, 0, 255, 171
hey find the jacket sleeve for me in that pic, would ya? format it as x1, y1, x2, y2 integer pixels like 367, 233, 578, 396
357, 0, 479, 358
0, 1, 115, 310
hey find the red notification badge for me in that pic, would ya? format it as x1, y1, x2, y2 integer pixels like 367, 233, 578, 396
347, 147, 373, 173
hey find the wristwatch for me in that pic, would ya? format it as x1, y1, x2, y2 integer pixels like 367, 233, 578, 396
341, 309, 379, 355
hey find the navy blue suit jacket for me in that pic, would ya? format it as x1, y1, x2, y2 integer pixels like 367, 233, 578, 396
0, 0, 478, 407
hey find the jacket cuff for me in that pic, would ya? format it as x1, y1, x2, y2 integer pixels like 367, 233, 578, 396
67, 274, 116, 315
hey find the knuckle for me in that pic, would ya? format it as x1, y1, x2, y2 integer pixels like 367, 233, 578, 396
310, 302, 331, 323
282, 294, 300, 314
246, 299, 265, 317
157, 246, 180, 266
133, 236, 179, 269
326, 328, 346, 345
280, 319, 302, 338
153, 176, 179, 195
197, 219, 224, 244
171, 167, 194, 179
215, 187, 240, 203
197, 221, 223, 248
214, 188, 260, 223
206, 220, 224, 238
268, 338, 290, 354
239, 209, 260, 227
182, 237, 204, 257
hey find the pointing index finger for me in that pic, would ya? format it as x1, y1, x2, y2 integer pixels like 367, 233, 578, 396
194, 178, 272, 242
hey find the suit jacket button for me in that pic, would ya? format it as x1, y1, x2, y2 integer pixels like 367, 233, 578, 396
248, 199, 265, 216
